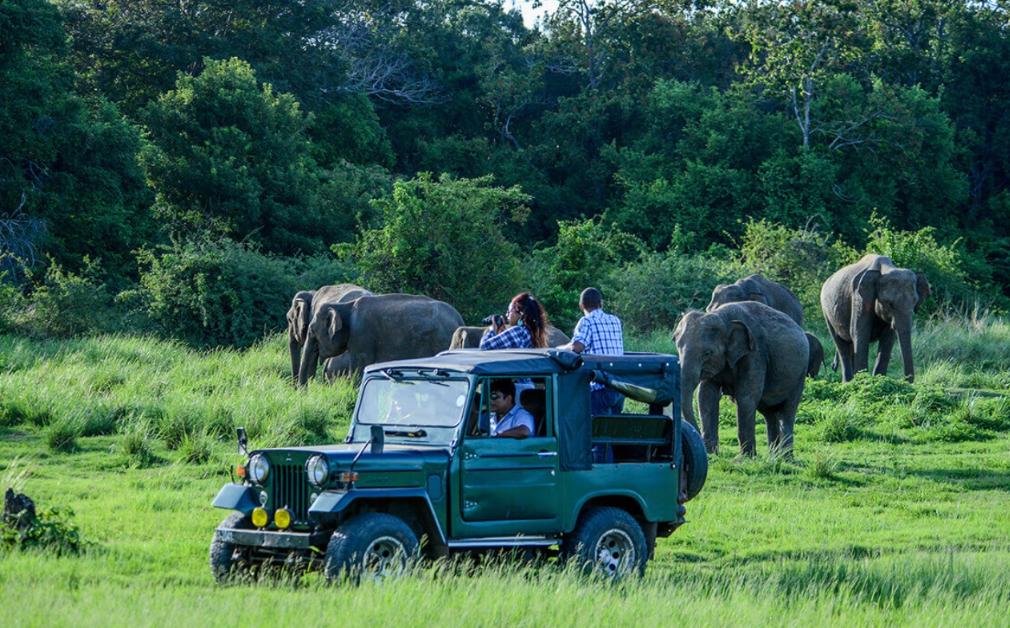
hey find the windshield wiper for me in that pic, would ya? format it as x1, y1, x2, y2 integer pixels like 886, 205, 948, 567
385, 429, 427, 438
382, 369, 410, 382
414, 369, 450, 386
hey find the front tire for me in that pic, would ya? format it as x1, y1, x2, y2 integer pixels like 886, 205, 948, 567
561, 506, 648, 579
209, 512, 252, 583
324, 513, 419, 583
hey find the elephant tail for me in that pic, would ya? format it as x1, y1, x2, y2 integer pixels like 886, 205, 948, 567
805, 332, 824, 379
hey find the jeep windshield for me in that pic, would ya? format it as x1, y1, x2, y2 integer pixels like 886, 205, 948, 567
356, 374, 470, 428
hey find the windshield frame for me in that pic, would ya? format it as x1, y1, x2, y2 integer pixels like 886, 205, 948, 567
352, 371, 472, 430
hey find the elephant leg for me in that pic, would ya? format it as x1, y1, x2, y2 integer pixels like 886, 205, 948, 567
873, 328, 896, 377
735, 396, 758, 457
698, 381, 721, 454
764, 411, 781, 450
324, 353, 352, 381
829, 329, 855, 383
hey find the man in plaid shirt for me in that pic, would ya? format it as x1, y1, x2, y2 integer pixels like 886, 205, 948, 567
564, 287, 625, 415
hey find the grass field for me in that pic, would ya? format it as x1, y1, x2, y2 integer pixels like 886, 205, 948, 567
2, 318, 1010, 626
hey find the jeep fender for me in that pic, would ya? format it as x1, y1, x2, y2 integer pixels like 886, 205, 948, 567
211, 484, 260, 514
568, 490, 651, 531
309, 488, 446, 545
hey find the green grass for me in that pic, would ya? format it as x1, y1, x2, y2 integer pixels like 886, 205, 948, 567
2, 318, 1010, 625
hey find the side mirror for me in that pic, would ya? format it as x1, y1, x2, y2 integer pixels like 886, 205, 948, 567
370, 425, 385, 455
236, 427, 248, 456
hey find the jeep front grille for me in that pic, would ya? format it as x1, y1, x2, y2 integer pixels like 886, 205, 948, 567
272, 463, 311, 523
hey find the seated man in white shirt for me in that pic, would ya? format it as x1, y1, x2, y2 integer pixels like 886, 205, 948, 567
489, 379, 535, 439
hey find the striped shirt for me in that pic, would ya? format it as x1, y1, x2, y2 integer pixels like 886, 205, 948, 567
572, 308, 624, 390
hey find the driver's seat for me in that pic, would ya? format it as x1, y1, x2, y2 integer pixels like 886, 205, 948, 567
519, 388, 547, 436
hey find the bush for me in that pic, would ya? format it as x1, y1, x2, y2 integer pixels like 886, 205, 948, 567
863, 214, 1002, 313
6, 258, 120, 338
1, 504, 84, 556
605, 250, 739, 332
119, 420, 156, 468
130, 238, 300, 348
179, 430, 214, 465
45, 417, 81, 453
737, 219, 857, 321
350, 173, 530, 322
530, 218, 645, 331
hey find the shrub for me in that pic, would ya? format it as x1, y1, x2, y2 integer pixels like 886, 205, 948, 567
119, 420, 156, 468
7, 258, 119, 338
819, 408, 864, 443
130, 238, 299, 348
179, 430, 214, 465
530, 218, 645, 331
46, 417, 81, 453
737, 219, 857, 320
1, 504, 84, 556
605, 250, 739, 332
350, 173, 530, 322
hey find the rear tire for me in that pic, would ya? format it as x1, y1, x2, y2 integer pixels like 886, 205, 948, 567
681, 419, 708, 501
209, 512, 252, 584
561, 506, 647, 579
324, 513, 419, 583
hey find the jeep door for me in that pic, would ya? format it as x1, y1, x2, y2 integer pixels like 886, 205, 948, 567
455, 377, 561, 535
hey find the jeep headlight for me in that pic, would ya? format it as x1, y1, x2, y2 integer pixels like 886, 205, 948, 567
249, 454, 270, 484
306, 455, 329, 487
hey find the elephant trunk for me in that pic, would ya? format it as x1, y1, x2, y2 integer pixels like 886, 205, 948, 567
289, 336, 302, 384
298, 337, 320, 387
679, 357, 702, 430
895, 316, 915, 382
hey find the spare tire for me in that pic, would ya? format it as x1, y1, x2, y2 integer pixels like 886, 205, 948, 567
680, 420, 708, 502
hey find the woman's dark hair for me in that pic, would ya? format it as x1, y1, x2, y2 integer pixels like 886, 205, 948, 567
510, 292, 548, 348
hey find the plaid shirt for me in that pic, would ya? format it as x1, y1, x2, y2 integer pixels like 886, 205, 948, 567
480, 324, 532, 350
572, 308, 624, 390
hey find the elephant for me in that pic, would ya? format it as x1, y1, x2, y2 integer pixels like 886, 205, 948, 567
820, 254, 930, 383
298, 293, 465, 385
448, 325, 571, 349
287, 284, 372, 383
675, 302, 809, 456
707, 274, 805, 326
707, 274, 823, 377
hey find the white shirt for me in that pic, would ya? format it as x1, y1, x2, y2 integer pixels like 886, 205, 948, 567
491, 404, 536, 436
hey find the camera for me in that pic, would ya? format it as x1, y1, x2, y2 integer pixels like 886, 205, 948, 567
482, 313, 506, 328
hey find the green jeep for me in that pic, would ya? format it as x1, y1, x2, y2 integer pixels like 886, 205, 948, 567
210, 349, 707, 581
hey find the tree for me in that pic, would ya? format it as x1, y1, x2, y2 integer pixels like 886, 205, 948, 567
737, 0, 865, 149
351, 173, 531, 321
1, 0, 152, 285
140, 58, 328, 255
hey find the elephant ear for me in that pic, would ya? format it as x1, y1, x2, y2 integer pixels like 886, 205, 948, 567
727, 320, 755, 367
327, 307, 343, 339
914, 273, 931, 312
850, 269, 879, 338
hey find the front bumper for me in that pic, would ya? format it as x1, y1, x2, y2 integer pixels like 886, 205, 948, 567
217, 527, 313, 550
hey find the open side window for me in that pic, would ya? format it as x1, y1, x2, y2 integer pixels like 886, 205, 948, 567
465, 376, 551, 438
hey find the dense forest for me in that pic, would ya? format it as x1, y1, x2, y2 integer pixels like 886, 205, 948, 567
2, 0, 1008, 345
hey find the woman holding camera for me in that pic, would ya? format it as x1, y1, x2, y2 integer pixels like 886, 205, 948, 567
479, 292, 548, 350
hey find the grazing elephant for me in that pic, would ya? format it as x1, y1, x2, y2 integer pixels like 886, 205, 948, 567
298, 293, 464, 385
448, 325, 571, 349
287, 284, 371, 383
675, 302, 808, 456
708, 274, 805, 326
805, 333, 825, 378
820, 254, 930, 383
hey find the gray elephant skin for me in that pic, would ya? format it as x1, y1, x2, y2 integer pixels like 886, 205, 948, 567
299, 293, 465, 385
707, 274, 824, 377
820, 254, 930, 382
449, 325, 571, 349
287, 284, 372, 383
675, 302, 808, 456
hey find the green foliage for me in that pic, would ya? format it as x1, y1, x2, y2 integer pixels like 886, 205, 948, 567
118, 420, 156, 468
140, 58, 325, 254
1, 504, 83, 556
130, 239, 303, 348
5, 258, 118, 338
45, 416, 80, 453
604, 250, 739, 332
737, 219, 857, 318
352, 173, 530, 322
862, 214, 993, 312
531, 218, 644, 331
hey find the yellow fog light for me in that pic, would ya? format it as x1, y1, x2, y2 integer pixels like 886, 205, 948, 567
275, 507, 292, 530
251, 507, 269, 528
